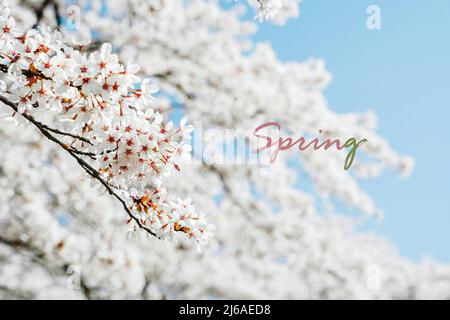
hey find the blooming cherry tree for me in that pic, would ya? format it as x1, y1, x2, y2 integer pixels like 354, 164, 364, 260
0, 0, 449, 300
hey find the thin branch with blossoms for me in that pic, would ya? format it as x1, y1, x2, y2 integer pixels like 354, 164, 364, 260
0, 95, 159, 238
32, 0, 61, 29
0, 0, 213, 246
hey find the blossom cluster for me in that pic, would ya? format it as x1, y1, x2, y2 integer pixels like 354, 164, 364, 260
0, 0, 212, 246
248, 0, 301, 24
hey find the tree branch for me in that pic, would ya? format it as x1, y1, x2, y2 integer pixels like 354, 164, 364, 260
32, 0, 62, 29
0, 95, 159, 239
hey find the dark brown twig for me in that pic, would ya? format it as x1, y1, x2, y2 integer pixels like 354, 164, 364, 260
32, 0, 61, 29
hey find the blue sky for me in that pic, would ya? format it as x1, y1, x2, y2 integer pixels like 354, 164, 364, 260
249, 0, 450, 262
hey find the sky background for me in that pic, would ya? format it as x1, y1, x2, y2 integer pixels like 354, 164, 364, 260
248, 0, 450, 262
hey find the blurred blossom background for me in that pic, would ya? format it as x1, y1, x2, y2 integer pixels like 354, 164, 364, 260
249, 0, 450, 262
0, 0, 449, 299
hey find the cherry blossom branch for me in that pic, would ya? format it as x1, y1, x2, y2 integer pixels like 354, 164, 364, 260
0, 64, 86, 146
0, 4, 212, 245
42, 125, 93, 145
0, 95, 159, 239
